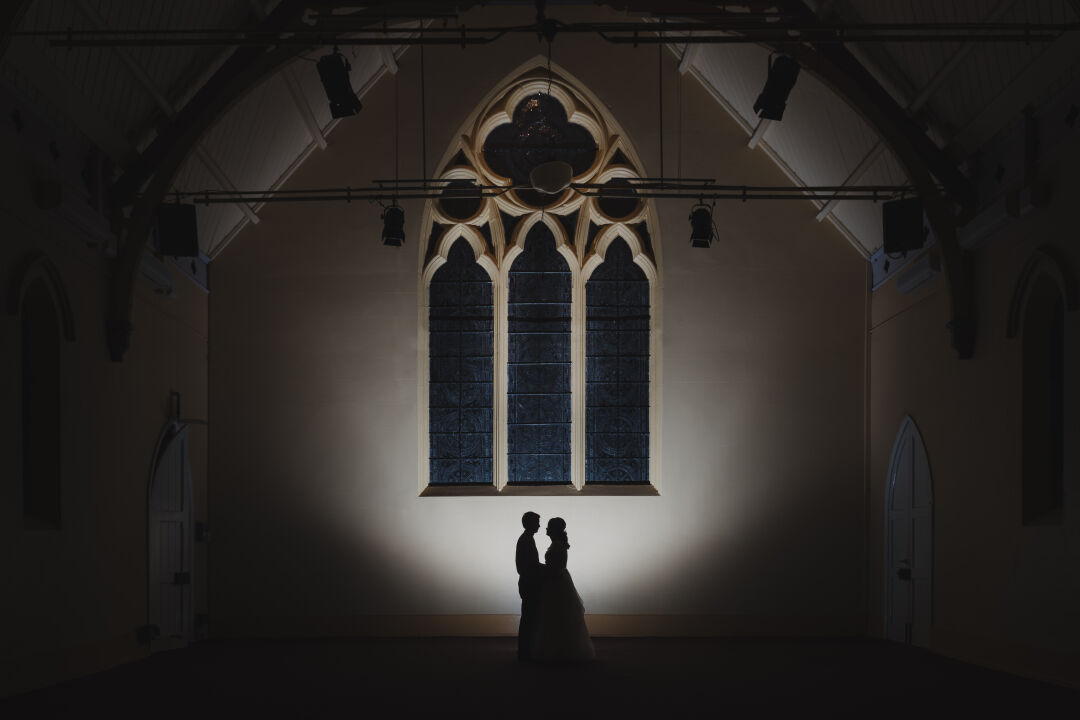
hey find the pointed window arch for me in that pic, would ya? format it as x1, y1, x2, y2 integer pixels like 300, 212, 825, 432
419, 62, 661, 494
586, 237, 651, 485
1008, 247, 1076, 525
428, 237, 495, 486
8, 253, 75, 527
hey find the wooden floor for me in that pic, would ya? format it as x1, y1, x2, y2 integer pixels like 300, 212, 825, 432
4, 637, 1075, 717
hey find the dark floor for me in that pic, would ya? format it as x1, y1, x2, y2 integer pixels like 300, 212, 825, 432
4, 637, 1075, 718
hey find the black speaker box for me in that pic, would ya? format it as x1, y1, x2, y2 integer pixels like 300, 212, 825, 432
882, 197, 926, 254
156, 204, 199, 257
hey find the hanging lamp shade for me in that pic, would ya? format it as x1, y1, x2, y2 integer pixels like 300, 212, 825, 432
529, 160, 573, 194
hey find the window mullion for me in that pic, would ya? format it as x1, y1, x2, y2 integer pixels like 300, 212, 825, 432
495, 261, 509, 490
572, 264, 586, 491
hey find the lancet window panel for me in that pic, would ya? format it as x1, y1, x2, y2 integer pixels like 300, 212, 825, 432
428, 238, 494, 486
506, 224, 572, 485
585, 238, 650, 485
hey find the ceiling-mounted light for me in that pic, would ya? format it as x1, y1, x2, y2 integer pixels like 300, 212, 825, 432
689, 203, 714, 248
753, 55, 800, 121
382, 204, 405, 246
317, 48, 363, 118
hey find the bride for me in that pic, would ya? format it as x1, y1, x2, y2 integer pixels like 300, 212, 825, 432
531, 518, 595, 662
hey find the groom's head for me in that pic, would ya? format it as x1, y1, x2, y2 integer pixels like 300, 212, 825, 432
522, 511, 540, 534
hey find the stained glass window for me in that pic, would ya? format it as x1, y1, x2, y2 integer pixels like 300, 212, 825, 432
428, 239, 494, 485
507, 224, 572, 484
422, 70, 659, 492
586, 238, 650, 484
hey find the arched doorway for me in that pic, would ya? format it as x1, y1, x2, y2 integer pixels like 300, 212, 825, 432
885, 416, 933, 647
148, 420, 193, 651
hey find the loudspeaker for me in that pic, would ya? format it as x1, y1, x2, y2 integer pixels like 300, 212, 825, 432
882, 197, 926, 254
155, 204, 199, 257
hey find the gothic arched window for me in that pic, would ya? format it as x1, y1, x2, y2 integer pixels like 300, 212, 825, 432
9, 254, 75, 526
1008, 248, 1076, 525
420, 65, 660, 494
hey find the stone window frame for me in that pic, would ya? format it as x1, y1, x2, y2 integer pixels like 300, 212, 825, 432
417, 62, 662, 496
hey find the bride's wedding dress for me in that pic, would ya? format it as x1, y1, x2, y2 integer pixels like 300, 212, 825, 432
531, 541, 595, 662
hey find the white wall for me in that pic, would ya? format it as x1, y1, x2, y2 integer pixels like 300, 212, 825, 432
209, 10, 867, 636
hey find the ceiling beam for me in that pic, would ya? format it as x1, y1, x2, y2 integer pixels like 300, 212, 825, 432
816, 0, 1019, 223
379, 44, 399, 74
111, 1, 308, 205
73, 0, 260, 226
793, 42, 975, 357
107, 0, 309, 361
762, 1, 975, 357
248, 0, 328, 150
747, 117, 772, 149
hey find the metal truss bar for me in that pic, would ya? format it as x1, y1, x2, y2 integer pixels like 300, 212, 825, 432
164, 182, 920, 204
24, 20, 1079, 48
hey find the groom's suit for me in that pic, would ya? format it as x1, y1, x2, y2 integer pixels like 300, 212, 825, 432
516, 531, 542, 660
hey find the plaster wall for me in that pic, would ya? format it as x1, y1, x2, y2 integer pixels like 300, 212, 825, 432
0, 128, 209, 696
209, 10, 867, 637
867, 136, 1080, 686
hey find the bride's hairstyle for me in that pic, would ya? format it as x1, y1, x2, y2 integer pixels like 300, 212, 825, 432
547, 517, 569, 547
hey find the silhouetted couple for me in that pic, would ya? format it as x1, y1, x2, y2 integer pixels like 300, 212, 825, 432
515, 512, 595, 662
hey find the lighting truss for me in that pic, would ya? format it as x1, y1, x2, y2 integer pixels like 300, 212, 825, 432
23, 20, 1080, 48
162, 178, 928, 205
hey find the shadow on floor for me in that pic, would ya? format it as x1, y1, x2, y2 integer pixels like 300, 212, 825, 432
3, 637, 1075, 717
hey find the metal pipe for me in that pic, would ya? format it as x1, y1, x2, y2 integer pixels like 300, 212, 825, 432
160, 184, 920, 204
25, 20, 1077, 48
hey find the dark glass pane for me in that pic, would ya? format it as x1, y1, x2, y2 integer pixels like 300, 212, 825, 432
597, 178, 640, 219
439, 179, 482, 221
429, 239, 493, 485
585, 239, 650, 485
507, 224, 572, 485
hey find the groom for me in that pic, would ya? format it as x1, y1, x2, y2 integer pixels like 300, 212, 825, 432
515, 511, 542, 661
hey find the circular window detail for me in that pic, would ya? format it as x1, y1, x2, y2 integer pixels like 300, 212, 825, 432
597, 178, 639, 220
439, 179, 483, 221
482, 93, 597, 209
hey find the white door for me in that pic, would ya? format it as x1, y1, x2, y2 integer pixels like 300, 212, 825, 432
148, 422, 193, 651
885, 417, 933, 647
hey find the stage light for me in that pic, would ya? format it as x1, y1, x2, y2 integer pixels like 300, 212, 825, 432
317, 49, 363, 118
689, 204, 714, 248
382, 205, 405, 246
753, 55, 800, 121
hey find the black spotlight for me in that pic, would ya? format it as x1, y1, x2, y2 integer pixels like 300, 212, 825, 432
689, 204, 714, 248
753, 55, 800, 121
382, 205, 405, 246
317, 49, 363, 118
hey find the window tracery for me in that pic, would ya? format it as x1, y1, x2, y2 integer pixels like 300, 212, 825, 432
420, 66, 660, 493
